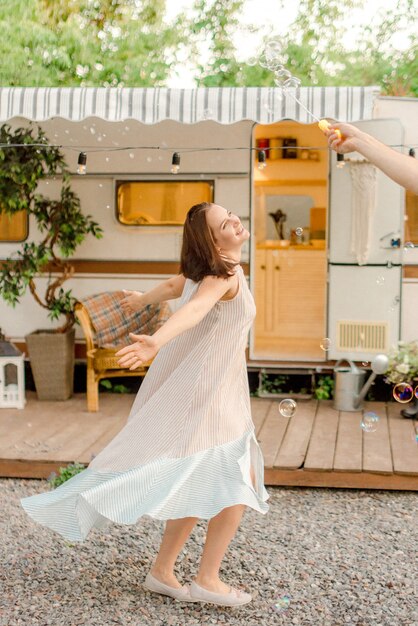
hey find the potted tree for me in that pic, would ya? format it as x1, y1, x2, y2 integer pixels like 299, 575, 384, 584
0, 123, 102, 400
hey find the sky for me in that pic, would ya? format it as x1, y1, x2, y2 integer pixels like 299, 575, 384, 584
164, 0, 415, 87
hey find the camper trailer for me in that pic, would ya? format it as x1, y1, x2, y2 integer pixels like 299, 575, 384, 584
0, 87, 417, 371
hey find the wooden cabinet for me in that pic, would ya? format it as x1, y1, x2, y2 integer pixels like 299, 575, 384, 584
254, 247, 327, 340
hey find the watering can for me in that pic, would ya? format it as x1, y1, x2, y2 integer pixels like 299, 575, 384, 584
333, 354, 389, 411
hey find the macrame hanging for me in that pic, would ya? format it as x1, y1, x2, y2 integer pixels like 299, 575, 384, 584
349, 160, 377, 265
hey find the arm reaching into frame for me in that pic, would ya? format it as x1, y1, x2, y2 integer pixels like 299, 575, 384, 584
325, 122, 418, 195
116, 271, 238, 369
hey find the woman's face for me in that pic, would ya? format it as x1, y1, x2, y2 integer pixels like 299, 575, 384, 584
205, 204, 249, 252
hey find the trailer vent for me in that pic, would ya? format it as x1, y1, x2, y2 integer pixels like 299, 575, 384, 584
336, 321, 388, 352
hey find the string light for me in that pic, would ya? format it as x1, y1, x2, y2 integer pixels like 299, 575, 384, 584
257, 150, 267, 170
1, 142, 417, 179
336, 153, 345, 169
77, 152, 87, 175
171, 152, 180, 174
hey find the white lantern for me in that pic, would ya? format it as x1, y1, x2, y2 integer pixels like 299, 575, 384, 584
0, 341, 26, 409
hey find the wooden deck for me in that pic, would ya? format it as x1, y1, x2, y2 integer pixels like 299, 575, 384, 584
1, 393, 417, 490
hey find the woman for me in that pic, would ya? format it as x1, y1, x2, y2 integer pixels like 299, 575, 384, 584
21, 202, 269, 607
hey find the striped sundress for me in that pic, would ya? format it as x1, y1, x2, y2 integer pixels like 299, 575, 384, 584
21, 264, 270, 542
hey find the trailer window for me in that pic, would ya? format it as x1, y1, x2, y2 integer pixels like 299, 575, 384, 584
116, 181, 214, 226
0, 210, 28, 242
405, 191, 418, 245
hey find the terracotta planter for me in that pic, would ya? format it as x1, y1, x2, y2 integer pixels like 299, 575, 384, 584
25, 328, 75, 400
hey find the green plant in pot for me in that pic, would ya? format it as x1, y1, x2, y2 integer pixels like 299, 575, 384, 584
384, 340, 418, 417
0, 123, 102, 400
385, 340, 418, 385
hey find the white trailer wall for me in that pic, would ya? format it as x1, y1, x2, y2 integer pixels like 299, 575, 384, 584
375, 97, 418, 343
0, 118, 254, 341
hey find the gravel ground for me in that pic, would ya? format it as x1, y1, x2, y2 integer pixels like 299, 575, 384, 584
1, 479, 417, 626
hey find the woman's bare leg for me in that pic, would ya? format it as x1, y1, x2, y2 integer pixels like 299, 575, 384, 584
194, 504, 246, 593
151, 516, 199, 587
194, 466, 257, 593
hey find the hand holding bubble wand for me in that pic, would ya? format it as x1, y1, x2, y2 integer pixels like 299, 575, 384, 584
260, 41, 342, 140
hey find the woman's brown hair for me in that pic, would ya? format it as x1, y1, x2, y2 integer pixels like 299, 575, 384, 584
179, 202, 238, 282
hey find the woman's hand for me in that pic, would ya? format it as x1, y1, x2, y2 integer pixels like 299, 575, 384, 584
121, 290, 146, 314
116, 333, 159, 370
326, 122, 363, 154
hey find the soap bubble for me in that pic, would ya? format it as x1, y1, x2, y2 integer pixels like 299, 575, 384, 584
272, 594, 291, 614
265, 39, 282, 58
404, 241, 414, 253
272, 88, 283, 103
259, 53, 270, 69
201, 108, 214, 120
279, 398, 297, 418
283, 77, 302, 89
146, 156, 152, 162
105, 157, 110, 163
266, 58, 284, 71
98, 183, 103, 188
295, 227, 303, 236
90, 127, 96, 135
393, 382, 414, 403
320, 338, 331, 351
275, 69, 292, 81
274, 77, 288, 88
261, 100, 274, 115
129, 153, 135, 159
376, 275, 385, 286
247, 56, 258, 67
361, 412, 379, 433
415, 385, 418, 399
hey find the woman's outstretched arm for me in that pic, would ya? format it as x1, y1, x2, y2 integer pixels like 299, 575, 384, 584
326, 122, 418, 195
121, 273, 187, 314
116, 272, 237, 369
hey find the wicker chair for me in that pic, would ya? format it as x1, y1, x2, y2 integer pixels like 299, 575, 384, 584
75, 302, 153, 412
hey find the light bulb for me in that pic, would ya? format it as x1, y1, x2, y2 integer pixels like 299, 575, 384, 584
77, 152, 87, 175
336, 153, 345, 169
171, 152, 180, 174
257, 150, 267, 170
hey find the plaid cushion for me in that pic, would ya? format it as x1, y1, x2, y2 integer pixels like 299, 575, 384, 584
80, 291, 171, 348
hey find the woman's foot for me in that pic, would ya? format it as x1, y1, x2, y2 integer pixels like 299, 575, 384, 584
190, 580, 252, 607
144, 572, 199, 602
150, 567, 183, 589
193, 575, 232, 594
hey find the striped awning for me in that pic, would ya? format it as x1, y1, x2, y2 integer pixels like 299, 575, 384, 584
0, 86, 380, 125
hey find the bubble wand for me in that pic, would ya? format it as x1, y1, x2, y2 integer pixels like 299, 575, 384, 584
260, 44, 342, 139
283, 87, 342, 138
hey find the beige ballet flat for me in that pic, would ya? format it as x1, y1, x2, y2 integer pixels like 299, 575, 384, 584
189, 580, 252, 607
143, 572, 199, 602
